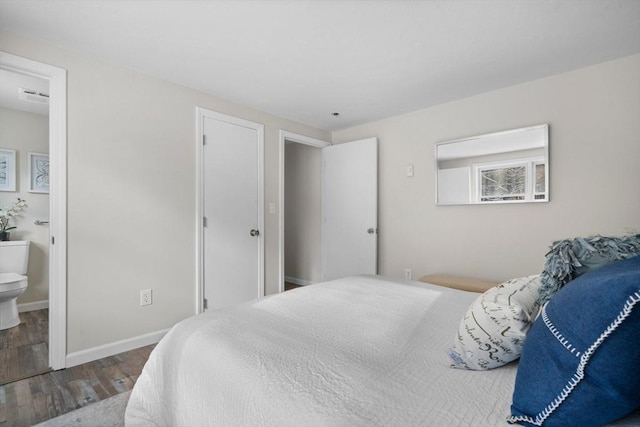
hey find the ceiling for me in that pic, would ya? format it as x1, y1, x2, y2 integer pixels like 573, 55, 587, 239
0, 1, 638, 131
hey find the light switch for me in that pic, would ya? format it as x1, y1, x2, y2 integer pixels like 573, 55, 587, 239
407, 164, 414, 177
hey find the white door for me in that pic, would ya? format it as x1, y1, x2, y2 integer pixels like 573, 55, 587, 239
321, 138, 378, 281
203, 113, 263, 310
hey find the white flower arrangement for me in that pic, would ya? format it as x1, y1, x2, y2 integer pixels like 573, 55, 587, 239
0, 198, 27, 233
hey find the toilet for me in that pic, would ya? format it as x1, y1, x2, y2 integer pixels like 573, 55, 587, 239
0, 240, 30, 330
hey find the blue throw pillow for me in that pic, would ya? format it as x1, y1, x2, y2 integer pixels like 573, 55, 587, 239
508, 255, 640, 427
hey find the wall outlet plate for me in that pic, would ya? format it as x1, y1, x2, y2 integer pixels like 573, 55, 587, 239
140, 289, 152, 306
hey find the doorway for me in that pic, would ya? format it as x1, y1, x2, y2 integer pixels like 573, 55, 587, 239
0, 68, 50, 384
0, 51, 67, 372
280, 133, 329, 291
278, 131, 378, 292
196, 108, 264, 312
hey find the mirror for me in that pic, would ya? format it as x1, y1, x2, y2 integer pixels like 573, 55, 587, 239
435, 124, 549, 205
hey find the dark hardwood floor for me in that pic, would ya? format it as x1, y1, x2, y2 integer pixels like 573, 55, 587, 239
0, 309, 50, 386
0, 344, 154, 427
285, 282, 302, 291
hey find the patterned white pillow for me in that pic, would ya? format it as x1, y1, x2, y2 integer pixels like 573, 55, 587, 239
447, 275, 541, 370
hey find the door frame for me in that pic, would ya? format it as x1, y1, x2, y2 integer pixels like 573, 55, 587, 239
278, 130, 330, 293
0, 51, 67, 370
196, 107, 264, 313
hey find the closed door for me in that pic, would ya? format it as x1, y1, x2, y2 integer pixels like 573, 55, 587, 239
203, 113, 263, 310
321, 137, 378, 281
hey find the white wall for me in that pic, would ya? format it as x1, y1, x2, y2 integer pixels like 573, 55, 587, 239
0, 107, 49, 304
0, 31, 330, 354
2, 29, 638, 356
284, 142, 322, 284
333, 54, 640, 282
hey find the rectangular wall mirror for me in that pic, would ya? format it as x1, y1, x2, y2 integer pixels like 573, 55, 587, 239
435, 124, 549, 205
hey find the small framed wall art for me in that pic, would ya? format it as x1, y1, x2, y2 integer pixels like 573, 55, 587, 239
0, 148, 17, 192
28, 152, 50, 193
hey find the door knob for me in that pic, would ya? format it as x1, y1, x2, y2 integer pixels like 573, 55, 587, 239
250, 229, 260, 237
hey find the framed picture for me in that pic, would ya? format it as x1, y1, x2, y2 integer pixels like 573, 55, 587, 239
28, 152, 50, 193
0, 148, 17, 192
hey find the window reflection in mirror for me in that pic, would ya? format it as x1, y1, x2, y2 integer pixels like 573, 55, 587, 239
435, 124, 549, 205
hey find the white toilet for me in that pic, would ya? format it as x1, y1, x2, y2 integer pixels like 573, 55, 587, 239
0, 240, 30, 330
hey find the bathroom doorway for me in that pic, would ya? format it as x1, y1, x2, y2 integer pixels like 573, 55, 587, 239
0, 68, 51, 384
0, 51, 67, 381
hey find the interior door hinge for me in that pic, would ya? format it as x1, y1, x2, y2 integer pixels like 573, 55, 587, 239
51, 236, 55, 245
203, 298, 208, 310
203, 216, 207, 227
202, 135, 206, 145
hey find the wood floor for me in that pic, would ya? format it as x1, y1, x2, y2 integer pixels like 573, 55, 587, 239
0, 309, 50, 386
0, 344, 154, 427
284, 282, 302, 291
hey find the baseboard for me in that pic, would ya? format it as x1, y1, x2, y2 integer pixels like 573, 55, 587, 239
66, 328, 169, 368
18, 300, 49, 312
284, 276, 316, 287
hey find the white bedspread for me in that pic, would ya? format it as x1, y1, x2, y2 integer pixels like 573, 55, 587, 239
124, 275, 639, 426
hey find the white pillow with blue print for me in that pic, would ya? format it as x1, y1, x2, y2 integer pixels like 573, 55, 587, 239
447, 275, 542, 370
508, 255, 640, 427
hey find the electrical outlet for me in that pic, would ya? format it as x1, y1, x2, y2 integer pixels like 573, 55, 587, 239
404, 268, 412, 280
140, 289, 152, 306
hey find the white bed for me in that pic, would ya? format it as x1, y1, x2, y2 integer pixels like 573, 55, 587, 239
125, 275, 640, 426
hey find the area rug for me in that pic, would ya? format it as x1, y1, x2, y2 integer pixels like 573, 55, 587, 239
34, 390, 131, 427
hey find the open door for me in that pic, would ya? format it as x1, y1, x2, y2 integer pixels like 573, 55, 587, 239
321, 138, 378, 281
